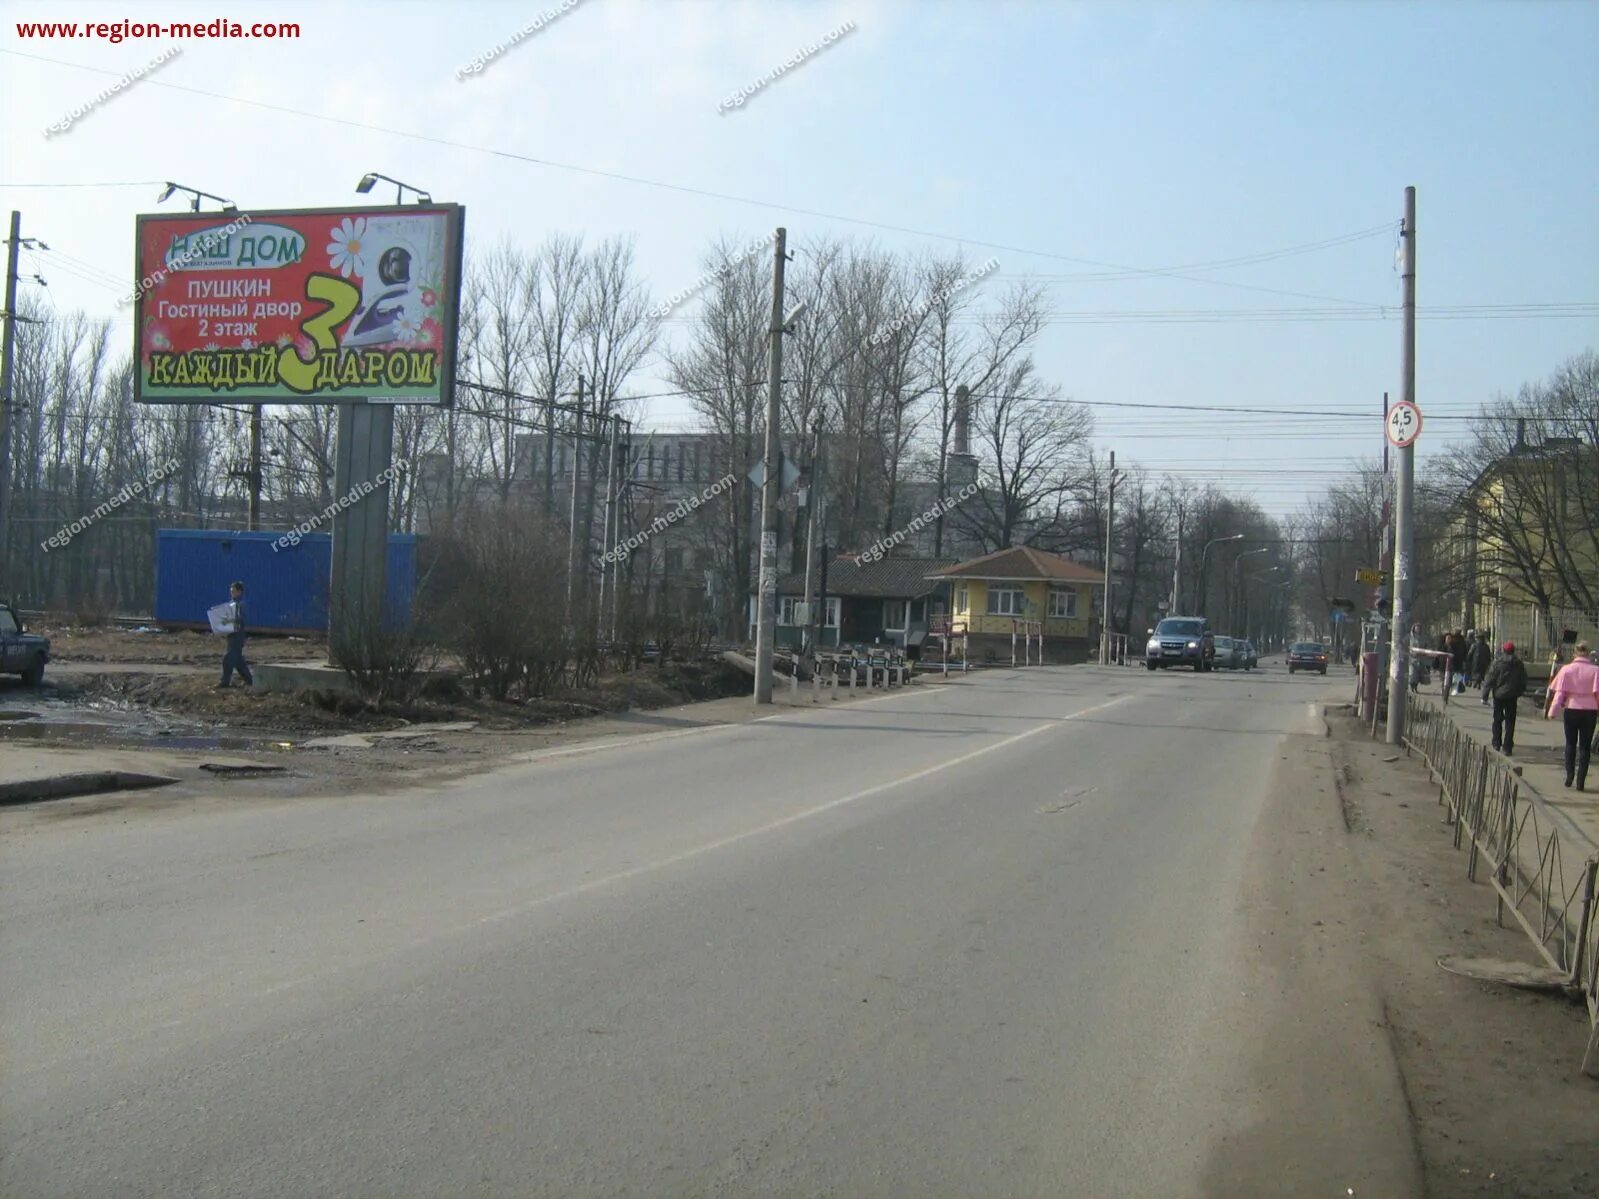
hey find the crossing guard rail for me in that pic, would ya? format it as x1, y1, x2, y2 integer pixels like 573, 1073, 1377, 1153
1401, 696, 1599, 1077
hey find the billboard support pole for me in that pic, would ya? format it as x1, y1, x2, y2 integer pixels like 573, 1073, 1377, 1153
329, 400, 394, 664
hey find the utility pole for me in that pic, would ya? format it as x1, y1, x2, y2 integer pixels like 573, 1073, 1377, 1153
599, 413, 620, 638
753, 228, 787, 704
565, 373, 585, 626
1169, 500, 1184, 613
1387, 187, 1417, 745
802, 418, 824, 668
1101, 451, 1117, 664
247, 404, 263, 530
0, 212, 24, 572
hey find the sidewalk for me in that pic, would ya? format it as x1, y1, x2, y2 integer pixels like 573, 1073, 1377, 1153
1416, 688, 1599, 856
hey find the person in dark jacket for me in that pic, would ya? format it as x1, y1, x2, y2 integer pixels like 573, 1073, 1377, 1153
1482, 641, 1528, 755
218, 580, 253, 689
1467, 631, 1492, 690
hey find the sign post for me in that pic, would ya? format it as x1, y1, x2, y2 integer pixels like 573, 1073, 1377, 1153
1385, 186, 1418, 745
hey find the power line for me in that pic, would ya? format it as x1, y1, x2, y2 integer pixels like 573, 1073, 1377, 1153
1, 46, 1391, 309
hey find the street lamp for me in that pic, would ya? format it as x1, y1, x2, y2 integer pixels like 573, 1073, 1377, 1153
1192, 533, 1245, 615
355, 173, 432, 204
158, 181, 237, 212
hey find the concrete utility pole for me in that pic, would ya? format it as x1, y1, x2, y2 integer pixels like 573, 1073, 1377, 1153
801, 418, 824, 667
565, 373, 585, 625
0, 212, 24, 571
753, 228, 787, 704
1101, 451, 1116, 664
1387, 187, 1417, 745
247, 404, 264, 531
596, 412, 619, 638
1168, 500, 1184, 613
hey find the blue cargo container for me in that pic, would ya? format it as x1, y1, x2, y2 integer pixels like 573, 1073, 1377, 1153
155, 529, 417, 634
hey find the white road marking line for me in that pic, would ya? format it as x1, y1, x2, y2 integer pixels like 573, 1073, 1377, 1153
255, 691, 1136, 1001
476, 693, 1134, 925
509, 678, 947, 765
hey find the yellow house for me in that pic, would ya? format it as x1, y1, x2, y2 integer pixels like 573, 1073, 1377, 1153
1447, 445, 1599, 670
929, 546, 1104, 664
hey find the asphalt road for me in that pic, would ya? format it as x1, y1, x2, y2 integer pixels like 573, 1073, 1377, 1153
1, 661, 1422, 1198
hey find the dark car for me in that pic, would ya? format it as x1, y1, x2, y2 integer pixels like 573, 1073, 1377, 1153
0, 602, 50, 685
1145, 616, 1215, 671
1287, 641, 1329, 675
1239, 639, 1259, 671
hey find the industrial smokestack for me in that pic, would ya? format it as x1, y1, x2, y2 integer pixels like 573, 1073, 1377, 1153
954, 384, 970, 456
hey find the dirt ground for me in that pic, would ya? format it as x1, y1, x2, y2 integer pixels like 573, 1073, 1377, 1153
31, 621, 330, 667
1328, 706, 1597, 1199
2, 621, 752, 796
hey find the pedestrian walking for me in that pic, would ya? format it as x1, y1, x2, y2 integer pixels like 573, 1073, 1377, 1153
1449, 631, 1469, 695
218, 580, 253, 689
1481, 640, 1528, 756
1546, 640, 1599, 791
1468, 630, 1492, 690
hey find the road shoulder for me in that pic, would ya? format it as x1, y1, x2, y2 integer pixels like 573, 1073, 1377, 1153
1328, 707, 1597, 1199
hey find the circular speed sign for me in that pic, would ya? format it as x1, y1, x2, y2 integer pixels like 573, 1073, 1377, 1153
1385, 400, 1422, 448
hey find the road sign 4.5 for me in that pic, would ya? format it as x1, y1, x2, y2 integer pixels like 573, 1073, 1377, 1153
1385, 400, 1422, 447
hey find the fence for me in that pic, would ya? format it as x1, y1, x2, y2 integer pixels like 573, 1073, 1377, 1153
1401, 696, 1599, 1076
1478, 602, 1599, 674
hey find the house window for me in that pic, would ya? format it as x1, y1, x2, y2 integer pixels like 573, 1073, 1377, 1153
1048, 587, 1078, 618
779, 597, 840, 627
986, 585, 1026, 616
955, 586, 968, 614
882, 600, 908, 631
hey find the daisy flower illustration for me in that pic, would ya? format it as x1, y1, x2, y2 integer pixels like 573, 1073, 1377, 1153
394, 313, 422, 342
241, 338, 256, 350
421, 287, 438, 308
326, 217, 370, 279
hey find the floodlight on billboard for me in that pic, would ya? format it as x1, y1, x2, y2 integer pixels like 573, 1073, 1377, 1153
132, 204, 465, 406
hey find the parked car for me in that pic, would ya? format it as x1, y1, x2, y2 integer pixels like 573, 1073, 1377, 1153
1213, 636, 1241, 669
1238, 639, 1259, 671
1145, 616, 1215, 671
1287, 641, 1329, 675
0, 602, 50, 685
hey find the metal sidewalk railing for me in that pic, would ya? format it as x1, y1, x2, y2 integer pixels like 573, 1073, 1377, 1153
1401, 697, 1599, 1077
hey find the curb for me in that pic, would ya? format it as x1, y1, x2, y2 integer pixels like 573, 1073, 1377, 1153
0, 771, 178, 806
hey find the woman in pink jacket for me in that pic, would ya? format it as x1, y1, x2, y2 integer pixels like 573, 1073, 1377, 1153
1546, 642, 1599, 790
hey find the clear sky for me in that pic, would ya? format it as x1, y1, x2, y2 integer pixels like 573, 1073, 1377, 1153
4, 0, 1596, 524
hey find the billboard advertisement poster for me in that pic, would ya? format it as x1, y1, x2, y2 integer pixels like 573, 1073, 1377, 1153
134, 204, 464, 405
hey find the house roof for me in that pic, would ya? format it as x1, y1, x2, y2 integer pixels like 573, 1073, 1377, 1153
929, 545, 1106, 585
776, 555, 959, 598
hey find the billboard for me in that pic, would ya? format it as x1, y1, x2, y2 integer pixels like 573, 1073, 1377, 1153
133, 204, 464, 405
